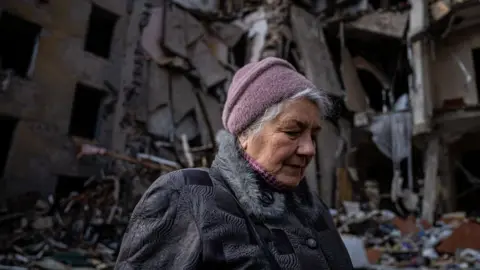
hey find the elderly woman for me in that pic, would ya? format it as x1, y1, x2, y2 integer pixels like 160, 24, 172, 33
115, 57, 353, 269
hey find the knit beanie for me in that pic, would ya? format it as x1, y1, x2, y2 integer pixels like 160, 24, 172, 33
222, 57, 317, 135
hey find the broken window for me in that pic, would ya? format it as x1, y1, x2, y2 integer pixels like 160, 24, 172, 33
68, 83, 106, 139
472, 48, 480, 101
84, 4, 118, 59
0, 115, 18, 178
0, 11, 41, 78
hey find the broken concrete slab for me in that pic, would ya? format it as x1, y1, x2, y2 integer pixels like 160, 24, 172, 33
141, 7, 164, 63
341, 45, 368, 112
170, 72, 198, 122
187, 39, 228, 88
141, 6, 190, 68
347, 10, 409, 39
163, 4, 188, 58
184, 9, 205, 45
290, 5, 343, 96
172, 0, 219, 15
147, 64, 169, 113
159, 2, 205, 58
205, 34, 229, 65
147, 104, 172, 140
210, 21, 245, 48
141, 6, 178, 66
194, 90, 223, 146
175, 109, 200, 142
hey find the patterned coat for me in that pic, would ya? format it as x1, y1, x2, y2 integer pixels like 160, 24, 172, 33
115, 131, 353, 269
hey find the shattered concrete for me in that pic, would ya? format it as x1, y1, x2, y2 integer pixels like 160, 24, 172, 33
335, 205, 480, 269
2, 0, 480, 268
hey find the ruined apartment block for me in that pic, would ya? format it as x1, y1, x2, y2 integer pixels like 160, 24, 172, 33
0, 0, 127, 203
328, 0, 480, 222
2, 0, 480, 224
410, 0, 480, 221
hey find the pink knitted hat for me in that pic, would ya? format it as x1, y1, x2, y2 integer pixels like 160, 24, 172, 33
222, 57, 316, 135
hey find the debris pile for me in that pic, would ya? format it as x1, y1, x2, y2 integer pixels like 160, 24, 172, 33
335, 203, 480, 269
3, 0, 480, 269
0, 173, 128, 270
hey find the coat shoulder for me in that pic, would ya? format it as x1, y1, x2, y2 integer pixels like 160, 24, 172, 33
131, 168, 212, 220
149, 168, 212, 191
116, 169, 207, 268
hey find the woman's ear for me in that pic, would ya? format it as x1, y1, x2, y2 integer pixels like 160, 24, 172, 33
238, 135, 248, 150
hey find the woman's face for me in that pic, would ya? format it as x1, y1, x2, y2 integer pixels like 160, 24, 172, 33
240, 98, 321, 187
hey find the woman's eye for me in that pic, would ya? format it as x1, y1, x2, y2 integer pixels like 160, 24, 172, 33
285, 131, 301, 137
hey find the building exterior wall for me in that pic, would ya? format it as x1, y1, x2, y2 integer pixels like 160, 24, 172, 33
431, 27, 480, 109
0, 0, 128, 200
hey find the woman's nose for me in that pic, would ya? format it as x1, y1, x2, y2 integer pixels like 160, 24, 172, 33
297, 134, 316, 157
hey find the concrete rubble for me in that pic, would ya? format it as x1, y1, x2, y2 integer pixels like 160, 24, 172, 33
335, 202, 480, 269
2, 0, 480, 269
0, 173, 126, 270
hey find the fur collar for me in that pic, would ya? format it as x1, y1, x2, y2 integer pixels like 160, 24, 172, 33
211, 130, 326, 221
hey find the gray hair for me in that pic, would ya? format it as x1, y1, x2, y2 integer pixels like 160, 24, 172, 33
241, 88, 331, 138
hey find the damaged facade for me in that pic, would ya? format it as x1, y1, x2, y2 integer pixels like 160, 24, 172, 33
2, 0, 480, 268
319, 0, 480, 268
321, 0, 480, 222
0, 0, 128, 202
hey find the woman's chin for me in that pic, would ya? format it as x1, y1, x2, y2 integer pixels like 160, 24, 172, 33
276, 175, 303, 187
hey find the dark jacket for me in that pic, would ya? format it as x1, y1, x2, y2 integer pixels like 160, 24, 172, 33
115, 131, 353, 269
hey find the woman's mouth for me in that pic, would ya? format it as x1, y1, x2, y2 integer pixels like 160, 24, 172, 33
285, 164, 305, 175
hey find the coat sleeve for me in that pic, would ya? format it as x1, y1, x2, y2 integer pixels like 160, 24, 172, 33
115, 171, 202, 269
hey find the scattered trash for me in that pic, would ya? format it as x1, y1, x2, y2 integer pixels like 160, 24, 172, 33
336, 207, 480, 269
2, 1, 480, 269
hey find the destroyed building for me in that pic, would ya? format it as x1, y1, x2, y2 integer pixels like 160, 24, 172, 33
317, 0, 480, 223
0, 0, 131, 203
1, 0, 480, 268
